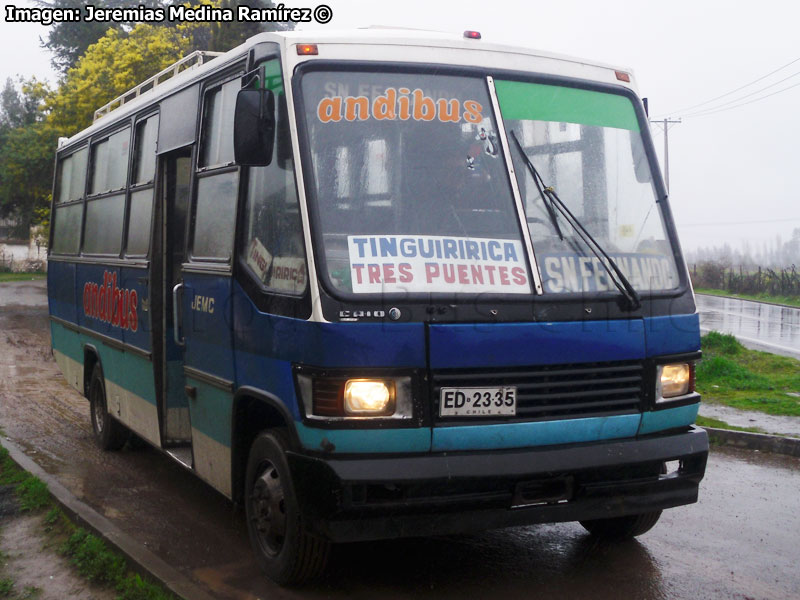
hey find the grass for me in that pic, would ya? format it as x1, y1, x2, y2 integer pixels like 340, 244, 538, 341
0, 579, 12, 597
48, 510, 177, 600
0, 273, 45, 283
60, 529, 126, 585
695, 415, 765, 434
698, 331, 800, 416
0, 446, 175, 600
0, 448, 50, 512
694, 287, 800, 308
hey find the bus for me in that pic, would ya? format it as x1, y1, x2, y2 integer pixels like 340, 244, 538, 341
48, 28, 708, 585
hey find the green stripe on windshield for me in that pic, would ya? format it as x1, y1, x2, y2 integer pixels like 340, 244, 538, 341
494, 80, 640, 132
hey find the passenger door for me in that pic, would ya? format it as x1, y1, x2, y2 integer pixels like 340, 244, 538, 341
175, 75, 242, 496
154, 148, 193, 458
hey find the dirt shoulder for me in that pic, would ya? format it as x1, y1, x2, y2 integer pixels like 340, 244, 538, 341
0, 283, 267, 599
0, 499, 116, 600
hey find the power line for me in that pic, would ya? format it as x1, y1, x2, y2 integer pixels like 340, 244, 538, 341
683, 79, 800, 119
654, 55, 800, 117
680, 217, 800, 227
682, 69, 800, 117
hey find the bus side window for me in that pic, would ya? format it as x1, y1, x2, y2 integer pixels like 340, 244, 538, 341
193, 79, 241, 261
127, 114, 159, 256
241, 63, 307, 296
52, 146, 88, 254
200, 80, 238, 168
84, 127, 130, 255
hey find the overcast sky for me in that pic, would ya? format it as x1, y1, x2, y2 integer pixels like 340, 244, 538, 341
2, 0, 799, 253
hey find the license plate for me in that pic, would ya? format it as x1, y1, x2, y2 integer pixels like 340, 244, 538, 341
439, 387, 517, 417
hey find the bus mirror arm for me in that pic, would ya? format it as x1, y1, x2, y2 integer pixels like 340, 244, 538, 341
234, 88, 276, 166
172, 282, 185, 347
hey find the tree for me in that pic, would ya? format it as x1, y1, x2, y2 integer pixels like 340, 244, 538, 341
34, 0, 166, 73
0, 122, 59, 227
47, 23, 193, 134
0, 78, 57, 231
0, 79, 25, 130
37, 0, 295, 74
46, 0, 296, 136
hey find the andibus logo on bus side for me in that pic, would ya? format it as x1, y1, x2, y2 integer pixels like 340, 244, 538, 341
82, 271, 138, 332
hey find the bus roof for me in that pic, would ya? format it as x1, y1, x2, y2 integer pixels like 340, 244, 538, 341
283, 26, 632, 73
59, 27, 637, 150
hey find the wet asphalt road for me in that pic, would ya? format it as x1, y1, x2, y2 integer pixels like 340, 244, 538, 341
1, 280, 799, 599
696, 293, 800, 359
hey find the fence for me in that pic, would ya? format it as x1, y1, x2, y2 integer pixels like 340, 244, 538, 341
0, 243, 47, 273
691, 262, 800, 297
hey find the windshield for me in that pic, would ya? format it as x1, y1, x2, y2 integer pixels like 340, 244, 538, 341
496, 80, 679, 294
300, 70, 680, 299
300, 70, 532, 296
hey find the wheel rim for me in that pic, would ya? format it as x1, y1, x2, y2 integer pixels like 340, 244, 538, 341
250, 460, 287, 556
91, 382, 105, 434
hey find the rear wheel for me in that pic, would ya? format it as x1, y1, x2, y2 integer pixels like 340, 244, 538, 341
580, 510, 662, 540
245, 429, 330, 585
88, 364, 129, 451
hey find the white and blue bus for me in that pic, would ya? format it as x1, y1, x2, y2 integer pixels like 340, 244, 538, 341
48, 28, 708, 584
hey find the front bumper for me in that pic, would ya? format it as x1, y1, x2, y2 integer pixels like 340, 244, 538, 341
287, 426, 708, 543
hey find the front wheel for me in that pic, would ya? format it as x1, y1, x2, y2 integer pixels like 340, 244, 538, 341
88, 364, 129, 451
579, 510, 662, 540
244, 430, 330, 585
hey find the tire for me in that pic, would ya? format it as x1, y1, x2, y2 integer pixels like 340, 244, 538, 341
580, 510, 662, 540
88, 364, 129, 451
244, 429, 330, 585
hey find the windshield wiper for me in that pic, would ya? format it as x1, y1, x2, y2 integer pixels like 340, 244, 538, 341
509, 131, 564, 241
509, 130, 642, 311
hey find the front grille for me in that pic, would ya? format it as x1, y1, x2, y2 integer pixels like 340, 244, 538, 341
432, 360, 644, 422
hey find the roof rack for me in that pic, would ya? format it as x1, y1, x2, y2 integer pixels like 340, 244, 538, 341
93, 50, 224, 122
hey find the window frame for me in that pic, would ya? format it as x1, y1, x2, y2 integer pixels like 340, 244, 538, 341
237, 61, 309, 300
88, 126, 132, 197
188, 68, 246, 268
83, 124, 133, 257
225, 53, 312, 319
124, 110, 160, 259
50, 144, 89, 256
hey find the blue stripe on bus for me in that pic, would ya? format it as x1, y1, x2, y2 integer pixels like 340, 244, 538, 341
295, 422, 431, 454
431, 414, 641, 451
52, 270, 702, 454
234, 352, 301, 419
231, 281, 427, 368
48, 261, 78, 323
644, 313, 701, 356
428, 319, 646, 369
182, 273, 235, 380
638, 403, 699, 435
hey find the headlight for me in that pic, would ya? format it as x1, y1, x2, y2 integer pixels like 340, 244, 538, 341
656, 363, 692, 401
344, 379, 394, 415
295, 372, 413, 420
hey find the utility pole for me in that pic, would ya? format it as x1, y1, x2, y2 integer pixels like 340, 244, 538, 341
650, 118, 681, 192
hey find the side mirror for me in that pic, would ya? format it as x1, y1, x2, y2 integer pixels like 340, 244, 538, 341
234, 88, 275, 166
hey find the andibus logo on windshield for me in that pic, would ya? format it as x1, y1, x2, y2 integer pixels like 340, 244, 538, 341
317, 88, 483, 124
83, 271, 138, 332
